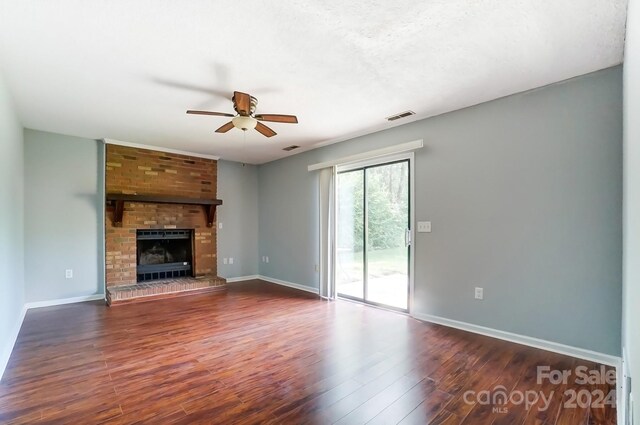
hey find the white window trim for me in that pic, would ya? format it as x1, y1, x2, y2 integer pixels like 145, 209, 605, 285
308, 139, 423, 171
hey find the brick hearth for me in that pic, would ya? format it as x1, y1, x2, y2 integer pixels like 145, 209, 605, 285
106, 276, 226, 305
104, 144, 225, 305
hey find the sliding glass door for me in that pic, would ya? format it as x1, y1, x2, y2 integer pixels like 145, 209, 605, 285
336, 159, 410, 311
336, 170, 364, 299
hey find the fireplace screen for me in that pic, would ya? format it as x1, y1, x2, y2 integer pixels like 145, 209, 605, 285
136, 229, 193, 282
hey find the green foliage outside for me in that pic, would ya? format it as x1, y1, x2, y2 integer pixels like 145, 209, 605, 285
337, 162, 408, 252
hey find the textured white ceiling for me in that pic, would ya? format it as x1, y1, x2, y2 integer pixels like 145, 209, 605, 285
0, 0, 628, 164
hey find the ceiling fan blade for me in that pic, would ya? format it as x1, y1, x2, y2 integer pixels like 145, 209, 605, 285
215, 121, 235, 133
255, 114, 298, 124
255, 122, 277, 138
233, 91, 251, 116
187, 110, 234, 117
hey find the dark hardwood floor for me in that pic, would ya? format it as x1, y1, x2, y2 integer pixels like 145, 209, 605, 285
0, 280, 616, 424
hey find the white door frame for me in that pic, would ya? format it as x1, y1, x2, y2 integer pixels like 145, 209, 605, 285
335, 151, 416, 314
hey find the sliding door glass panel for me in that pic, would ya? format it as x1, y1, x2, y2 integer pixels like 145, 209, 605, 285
365, 161, 409, 310
336, 170, 364, 300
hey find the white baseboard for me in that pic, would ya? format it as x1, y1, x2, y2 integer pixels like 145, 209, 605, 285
225, 275, 260, 283
257, 275, 320, 295
25, 294, 105, 309
0, 305, 27, 382
412, 312, 621, 368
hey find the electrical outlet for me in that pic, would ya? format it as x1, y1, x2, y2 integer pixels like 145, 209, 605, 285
229, 257, 234, 265
417, 221, 432, 233
223, 258, 228, 265
65, 269, 73, 279
475, 287, 483, 300
218, 222, 223, 229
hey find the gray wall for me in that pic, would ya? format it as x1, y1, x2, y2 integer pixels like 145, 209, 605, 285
0, 69, 25, 377
623, 0, 640, 419
24, 129, 104, 302
259, 67, 623, 355
259, 153, 320, 286
217, 160, 259, 278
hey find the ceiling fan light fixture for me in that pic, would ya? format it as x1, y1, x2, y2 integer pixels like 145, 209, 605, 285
187, 91, 297, 137
232, 115, 257, 131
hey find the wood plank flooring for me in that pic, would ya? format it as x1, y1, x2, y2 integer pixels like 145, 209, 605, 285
0, 280, 616, 424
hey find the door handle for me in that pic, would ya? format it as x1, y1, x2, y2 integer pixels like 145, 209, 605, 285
405, 228, 412, 247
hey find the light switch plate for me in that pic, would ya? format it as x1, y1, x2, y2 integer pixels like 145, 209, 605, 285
229, 257, 234, 265
417, 221, 431, 233
65, 269, 73, 279
218, 222, 223, 229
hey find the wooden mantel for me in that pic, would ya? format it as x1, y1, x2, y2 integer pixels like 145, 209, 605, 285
106, 194, 223, 227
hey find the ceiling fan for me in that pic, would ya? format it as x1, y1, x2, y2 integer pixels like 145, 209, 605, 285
186, 91, 298, 138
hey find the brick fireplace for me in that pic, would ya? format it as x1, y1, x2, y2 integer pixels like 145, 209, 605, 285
105, 144, 225, 305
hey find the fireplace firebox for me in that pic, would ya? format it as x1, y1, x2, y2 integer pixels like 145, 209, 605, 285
136, 229, 194, 282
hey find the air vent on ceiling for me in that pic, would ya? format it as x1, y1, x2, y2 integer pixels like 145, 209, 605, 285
283, 145, 300, 151
386, 110, 415, 121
